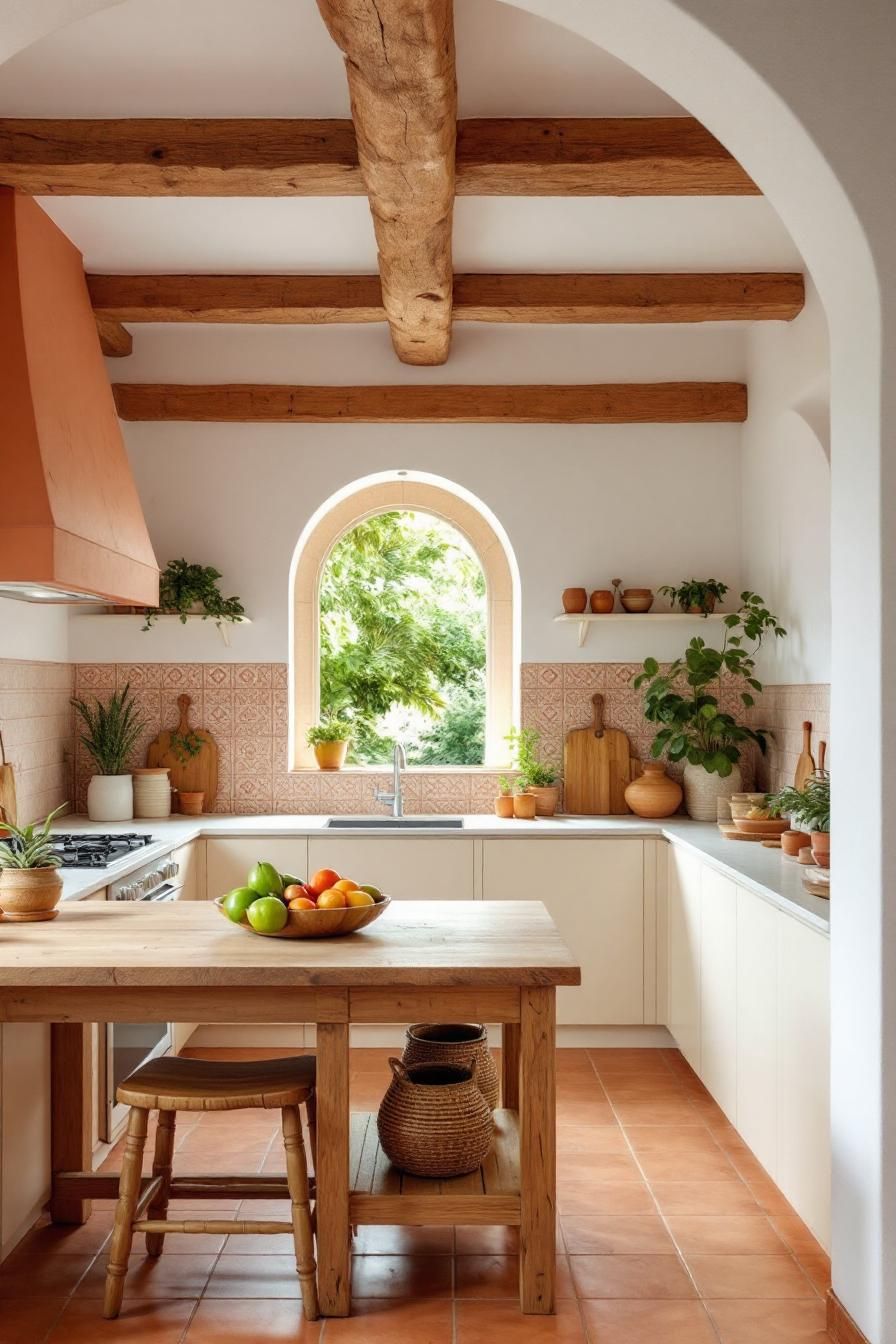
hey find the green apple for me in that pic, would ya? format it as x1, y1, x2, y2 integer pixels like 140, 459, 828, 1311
223, 886, 260, 922
358, 883, 383, 902
247, 860, 284, 897
247, 896, 289, 935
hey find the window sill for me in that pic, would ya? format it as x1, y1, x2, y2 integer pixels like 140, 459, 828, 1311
290, 764, 515, 775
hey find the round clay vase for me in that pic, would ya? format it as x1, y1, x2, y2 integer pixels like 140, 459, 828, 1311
781, 829, 810, 857
403, 1023, 500, 1111
512, 792, 537, 820
624, 763, 683, 818
178, 791, 205, 816
0, 867, 63, 922
527, 785, 560, 817
494, 795, 514, 819
86, 773, 134, 822
314, 740, 349, 770
562, 588, 588, 614
682, 762, 743, 821
810, 831, 830, 866
590, 589, 615, 613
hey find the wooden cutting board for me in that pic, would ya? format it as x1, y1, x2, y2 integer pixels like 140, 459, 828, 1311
0, 730, 17, 834
794, 721, 816, 789
147, 694, 218, 807
563, 693, 633, 815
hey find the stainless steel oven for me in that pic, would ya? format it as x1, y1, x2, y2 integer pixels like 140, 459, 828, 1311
100, 854, 183, 1141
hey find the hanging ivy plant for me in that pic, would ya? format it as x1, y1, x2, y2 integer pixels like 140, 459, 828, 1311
143, 559, 245, 631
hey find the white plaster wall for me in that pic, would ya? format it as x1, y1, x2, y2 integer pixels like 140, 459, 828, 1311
0, 599, 69, 663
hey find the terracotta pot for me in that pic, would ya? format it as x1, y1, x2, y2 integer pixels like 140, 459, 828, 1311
781, 829, 810, 857
797, 846, 816, 866
810, 831, 830, 865
562, 588, 588, 614
178, 791, 205, 816
527, 785, 560, 817
624, 763, 683, 818
590, 589, 615, 613
494, 795, 514, 819
314, 740, 349, 771
686, 596, 717, 614
512, 792, 537, 820
0, 867, 62, 922
682, 762, 743, 821
620, 590, 655, 613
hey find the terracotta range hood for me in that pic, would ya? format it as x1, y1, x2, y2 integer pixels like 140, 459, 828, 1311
0, 189, 158, 605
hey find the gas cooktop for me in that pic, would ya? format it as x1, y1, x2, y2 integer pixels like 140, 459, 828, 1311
49, 833, 156, 869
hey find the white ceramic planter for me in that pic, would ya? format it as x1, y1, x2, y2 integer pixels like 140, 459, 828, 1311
87, 774, 134, 822
133, 768, 172, 819
682, 762, 743, 821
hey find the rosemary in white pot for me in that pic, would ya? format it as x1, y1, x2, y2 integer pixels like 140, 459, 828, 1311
71, 683, 146, 821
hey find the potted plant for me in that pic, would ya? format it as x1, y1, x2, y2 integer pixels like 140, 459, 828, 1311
168, 729, 205, 814
142, 559, 245, 631
71, 683, 146, 821
494, 777, 514, 819
634, 591, 785, 820
659, 578, 729, 615
506, 727, 561, 817
0, 805, 67, 922
307, 716, 353, 770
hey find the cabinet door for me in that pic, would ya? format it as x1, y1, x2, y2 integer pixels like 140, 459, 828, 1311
699, 868, 737, 1120
206, 837, 310, 898
172, 840, 206, 901
307, 837, 474, 901
1, 1025, 50, 1258
736, 886, 778, 1177
777, 918, 831, 1248
666, 846, 702, 1070
482, 839, 644, 1024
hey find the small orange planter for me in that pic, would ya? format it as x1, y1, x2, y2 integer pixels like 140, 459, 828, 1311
314, 740, 349, 771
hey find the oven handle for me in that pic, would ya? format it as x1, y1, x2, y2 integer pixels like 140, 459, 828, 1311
141, 883, 180, 902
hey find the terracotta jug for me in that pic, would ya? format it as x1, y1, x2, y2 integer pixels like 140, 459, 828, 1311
624, 762, 683, 818
562, 588, 587, 614
590, 589, 615, 613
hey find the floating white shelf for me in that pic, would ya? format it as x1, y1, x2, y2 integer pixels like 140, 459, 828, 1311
74, 613, 252, 648
554, 611, 725, 648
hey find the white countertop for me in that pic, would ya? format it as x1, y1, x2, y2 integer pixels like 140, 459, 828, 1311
54, 813, 830, 933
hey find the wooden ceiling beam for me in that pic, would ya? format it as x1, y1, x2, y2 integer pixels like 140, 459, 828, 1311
95, 317, 133, 357
88, 272, 804, 325
112, 382, 747, 424
0, 117, 756, 196
315, 0, 456, 364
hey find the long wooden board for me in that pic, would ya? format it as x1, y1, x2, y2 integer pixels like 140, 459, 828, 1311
564, 693, 633, 815
146, 693, 217, 808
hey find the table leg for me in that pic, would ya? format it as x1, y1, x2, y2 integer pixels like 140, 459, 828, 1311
50, 1023, 92, 1224
501, 1021, 520, 1109
518, 987, 556, 1313
316, 1021, 351, 1316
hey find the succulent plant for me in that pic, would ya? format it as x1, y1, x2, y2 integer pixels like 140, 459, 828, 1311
0, 805, 67, 870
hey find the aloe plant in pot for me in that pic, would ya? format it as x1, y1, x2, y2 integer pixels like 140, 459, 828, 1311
0, 805, 66, 922
71, 683, 146, 821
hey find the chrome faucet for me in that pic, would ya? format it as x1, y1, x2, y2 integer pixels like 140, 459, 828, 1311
375, 741, 407, 818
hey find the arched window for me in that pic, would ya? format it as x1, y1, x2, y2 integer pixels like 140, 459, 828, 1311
289, 473, 520, 770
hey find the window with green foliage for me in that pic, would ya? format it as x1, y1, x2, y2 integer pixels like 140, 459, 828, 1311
319, 511, 487, 765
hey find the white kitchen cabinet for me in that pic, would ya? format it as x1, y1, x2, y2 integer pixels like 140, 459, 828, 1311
736, 885, 779, 1176
0, 1024, 50, 1260
777, 915, 831, 1248
307, 837, 474, 902
699, 868, 738, 1120
206, 837, 310, 898
482, 839, 644, 1024
666, 845, 702, 1071
173, 839, 205, 901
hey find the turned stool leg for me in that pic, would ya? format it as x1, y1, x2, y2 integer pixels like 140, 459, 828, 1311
305, 1090, 317, 1168
282, 1104, 319, 1321
103, 1106, 149, 1319
145, 1109, 177, 1257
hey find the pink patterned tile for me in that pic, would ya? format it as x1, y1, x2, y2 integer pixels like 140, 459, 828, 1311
233, 663, 274, 689
115, 663, 163, 690
562, 689, 600, 732
233, 737, 274, 774
203, 664, 233, 689
210, 796, 235, 814
521, 689, 563, 733
418, 773, 472, 813
520, 663, 563, 690
216, 738, 234, 792
203, 691, 234, 737
606, 663, 641, 689
233, 778, 274, 807
272, 737, 289, 772
563, 663, 608, 689
469, 772, 517, 806
75, 664, 115, 690
160, 663, 203, 690
319, 775, 366, 812
272, 690, 288, 734
233, 690, 272, 736
272, 664, 288, 690
273, 772, 322, 811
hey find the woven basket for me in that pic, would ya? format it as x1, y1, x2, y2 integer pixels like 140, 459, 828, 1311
377, 1058, 493, 1178
403, 1023, 500, 1111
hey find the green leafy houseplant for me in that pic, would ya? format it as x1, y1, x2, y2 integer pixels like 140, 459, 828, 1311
506, 727, 559, 790
143, 559, 245, 631
0, 806, 66, 870
768, 777, 830, 832
71, 683, 146, 776
306, 717, 353, 747
659, 578, 729, 615
0, 805, 67, 921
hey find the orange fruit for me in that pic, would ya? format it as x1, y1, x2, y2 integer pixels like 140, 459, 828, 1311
288, 896, 317, 911
333, 878, 359, 893
317, 888, 347, 909
346, 890, 375, 907
309, 868, 340, 896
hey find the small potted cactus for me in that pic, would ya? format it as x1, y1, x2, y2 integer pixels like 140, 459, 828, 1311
0, 805, 67, 922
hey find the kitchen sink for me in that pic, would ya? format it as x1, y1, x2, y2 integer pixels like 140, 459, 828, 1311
325, 816, 465, 829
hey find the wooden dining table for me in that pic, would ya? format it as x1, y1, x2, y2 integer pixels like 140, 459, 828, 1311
0, 899, 580, 1316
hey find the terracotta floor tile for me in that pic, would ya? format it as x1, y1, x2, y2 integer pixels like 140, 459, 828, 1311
770, 1216, 827, 1256
667, 1216, 787, 1256
220, 1232, 296, 1254
76, 1252, 217, 1300
749, 1179, 799, 1215
686, 1255, 817, 1299
557, 1125, 626, 1154
349, 1254, 453, 1298
558, 1181, 654, 1215
556, 1100, 617, 1125
454, 1254, 520, 1299
352, 1225, 454, 1255
636, 1150, 739, 1183
558, 1151, 642, 1182
651, 1181, 761, 1215
569, 1254, 697, 1299
612, 1100, 704, 1126
580, 1298, 719, 1343
561, 1215, 675, 1255
589, 1049, 674, 1071
455, 1226, 518, 1255
18, 1211, 115, 1255
705, 1297, 830, 1342
0, 1297, 66, 1343
324, 1297, 453, 1343
203, 1255, 303, 1298
456, 1298, 587, 1343
798, 1255, 832, 1297
624, 1124, 723, 1154
184, 1297, 322, 1340
0, 1251, 95, 1298
45, 1297, 197, 1341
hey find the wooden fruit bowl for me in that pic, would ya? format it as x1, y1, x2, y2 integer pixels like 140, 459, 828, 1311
214, 893, 392, 939
734, 817, 789, 837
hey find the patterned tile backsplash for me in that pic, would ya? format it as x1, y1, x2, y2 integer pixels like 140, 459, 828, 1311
0, 660, 829, 819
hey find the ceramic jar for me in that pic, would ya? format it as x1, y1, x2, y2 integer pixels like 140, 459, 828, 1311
403, 1023, 500, 1110
133, 767, 172, 819
87, 774, 134, 822
590, 589, 615, 613
494, 794, 514, 819
513, 792, 537, 820
620, 588, 655, 613
0, 867, 63, 922
314, 741, 349, 770
624, 763, 683, 818
562, 588, 588, 614
682, 762, 743, 821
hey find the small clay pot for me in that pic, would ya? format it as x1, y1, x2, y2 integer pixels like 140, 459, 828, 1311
590, 589, 615, 613
512, 792, 537, 820
797, 846, 817, 866
314, 740, 349, 770
686, 596, 717, 614
178, 791, 205, 816
0, 867, 63, 922
494, 795, 514, 819
562, 588, 588, 614
810, 831, 830, 866
624, 763, 683, 818
781, 829, 810, 857
527, 785, 560, 817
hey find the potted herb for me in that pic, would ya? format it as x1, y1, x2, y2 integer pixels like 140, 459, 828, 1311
0, 805, 67, 922
506, 727, 561, 817
770, 777, 830, 865
659, 578, 729, 615
634, 591, 785, 820
71, 684, 145, 821
143, 559, 245, 631
307, 717, 353, 771
494, 776, 514, 819
168, 730, 205, 814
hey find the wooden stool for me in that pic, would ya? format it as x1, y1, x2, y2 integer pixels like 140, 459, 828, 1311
103, 1054, 318, 1321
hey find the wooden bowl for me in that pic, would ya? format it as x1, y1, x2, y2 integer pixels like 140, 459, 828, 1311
214, 893, 392, 939
733, 817, 789, 837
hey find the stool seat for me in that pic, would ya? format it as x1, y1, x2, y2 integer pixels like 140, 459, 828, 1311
116, 1053, 316, 1111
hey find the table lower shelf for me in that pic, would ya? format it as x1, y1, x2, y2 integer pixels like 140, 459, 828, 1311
349, 1107, 521, 1226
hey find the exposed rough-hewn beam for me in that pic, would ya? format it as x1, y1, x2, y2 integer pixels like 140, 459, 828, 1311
315, 0, 456, 364
95, 317, 132, 357
112, 382, 747, 424
89, 272, 803, 326
0, 118, 756, 196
